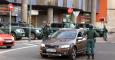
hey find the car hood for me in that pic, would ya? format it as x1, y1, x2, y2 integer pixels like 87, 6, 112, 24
43, 38, 75, 45
0, 34, 13, 39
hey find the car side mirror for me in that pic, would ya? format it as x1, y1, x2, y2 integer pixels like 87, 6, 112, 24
77, 37, 83, 40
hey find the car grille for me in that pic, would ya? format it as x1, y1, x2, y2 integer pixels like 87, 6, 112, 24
4, 39, 12, 40
45, 45, 59, 48
3, 42, 13, 45
3, 39, 13, 45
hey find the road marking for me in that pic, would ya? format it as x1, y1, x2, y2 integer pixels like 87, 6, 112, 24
23, 43, 38, 46
0, 44, 38, 54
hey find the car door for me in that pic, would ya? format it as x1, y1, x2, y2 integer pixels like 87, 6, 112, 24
76, 31, 86, 52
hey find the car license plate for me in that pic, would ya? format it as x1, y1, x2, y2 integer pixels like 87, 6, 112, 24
5, 40, 12, 42
46, 49, 56, 52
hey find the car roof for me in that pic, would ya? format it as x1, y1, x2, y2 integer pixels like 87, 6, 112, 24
59, 28, 83, 32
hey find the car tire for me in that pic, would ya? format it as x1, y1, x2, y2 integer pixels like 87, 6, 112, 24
31, 33, 36, 40
40, 54, 48, 58
70, 48, 77, 60
37, 37, 42, 39
16, 37, 22, 40
6, 46, 12, 48
37, 35, 43, 39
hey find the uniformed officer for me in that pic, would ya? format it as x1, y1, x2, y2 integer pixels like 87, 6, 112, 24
42, 23, 51, 41
84, 25, 99, 59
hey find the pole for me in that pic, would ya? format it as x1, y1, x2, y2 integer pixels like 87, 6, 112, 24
9, 11, 12, 34
91, 0, 97, 25
22, 0, 28, 23
29, 0, 32, 42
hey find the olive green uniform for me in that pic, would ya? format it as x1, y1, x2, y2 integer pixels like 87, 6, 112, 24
85, 28, 99, 59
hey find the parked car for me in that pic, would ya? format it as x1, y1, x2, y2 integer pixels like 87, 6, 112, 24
50, 23, 76, 34
76, 23, 104, 37
11, 23, 42, 40
40, 28, 87, 60
50, 23, 64, 33
0, 29, 15, 48
0, 23, 25, 40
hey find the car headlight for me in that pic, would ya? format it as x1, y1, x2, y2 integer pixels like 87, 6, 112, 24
0, 37, 3, 41
59, 45, 70, 48
41, 44, 45, 47
16, 29, 24, 33
16, 29, 21, 32
36, 30, 40, 33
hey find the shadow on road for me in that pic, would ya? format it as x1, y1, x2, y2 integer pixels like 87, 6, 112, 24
39, 54, 87, 60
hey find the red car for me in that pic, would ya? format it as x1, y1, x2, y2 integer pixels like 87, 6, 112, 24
0, 30, 15, 48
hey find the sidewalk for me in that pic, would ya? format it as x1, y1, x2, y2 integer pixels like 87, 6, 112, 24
96, 33, 115, 43
15, 33, 115, 43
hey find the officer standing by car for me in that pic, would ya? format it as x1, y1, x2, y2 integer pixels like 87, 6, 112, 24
42, 23, 51, 41
84, 25, 99, 59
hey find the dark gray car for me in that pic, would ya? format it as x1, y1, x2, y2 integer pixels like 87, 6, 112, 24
40, 28, 87, 60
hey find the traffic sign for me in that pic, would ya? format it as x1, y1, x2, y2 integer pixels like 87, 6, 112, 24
67, 8, 73, 14
8, 4, 14, 11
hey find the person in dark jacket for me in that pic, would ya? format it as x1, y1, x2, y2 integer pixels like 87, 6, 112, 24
84, 25, 99, 59
42, 23, 51, 41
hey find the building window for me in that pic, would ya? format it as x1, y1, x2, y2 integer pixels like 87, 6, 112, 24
58, 0, 63, 7
67, 0, 73, 8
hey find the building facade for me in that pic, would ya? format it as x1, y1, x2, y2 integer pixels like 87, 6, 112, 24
1, 0, 107, 28
107, 0, 115, 31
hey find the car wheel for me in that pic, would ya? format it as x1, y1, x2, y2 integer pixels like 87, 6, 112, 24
70, 48, 77, 60
16, 37, 22, 40
37, 35, 43, 39
6, 46, 12, 48
31, 33, 36, 40
37, 37, 42, 39
40, 54, 48, 58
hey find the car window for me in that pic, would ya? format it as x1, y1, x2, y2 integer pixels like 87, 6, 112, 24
78, 32, 83, 37
51, 23, 64, 28
51, 30, 77, 39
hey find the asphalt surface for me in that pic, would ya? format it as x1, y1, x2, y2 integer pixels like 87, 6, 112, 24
0, 33, 115, 60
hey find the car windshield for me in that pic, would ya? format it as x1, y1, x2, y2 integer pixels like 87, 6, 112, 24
51, 30, 77, 39
51, 23, 64, 28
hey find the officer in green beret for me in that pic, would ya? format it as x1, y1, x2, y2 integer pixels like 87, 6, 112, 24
84, 25, 99, 59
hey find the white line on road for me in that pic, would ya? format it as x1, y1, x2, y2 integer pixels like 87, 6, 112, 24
0, 44, 38, 54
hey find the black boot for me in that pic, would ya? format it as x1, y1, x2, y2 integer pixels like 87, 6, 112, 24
87, 54, 90, 59
92, 54, 95, 59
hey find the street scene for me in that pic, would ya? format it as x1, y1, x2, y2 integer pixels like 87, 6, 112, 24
0, 33, 115, 60
0, 0, 115, 60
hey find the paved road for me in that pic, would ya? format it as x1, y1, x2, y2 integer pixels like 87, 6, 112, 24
0, 33, 115, 60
